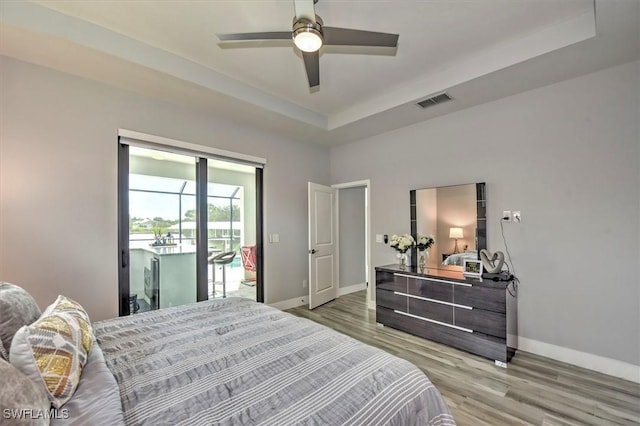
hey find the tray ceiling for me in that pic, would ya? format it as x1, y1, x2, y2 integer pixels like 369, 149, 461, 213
1, 1, 638, 145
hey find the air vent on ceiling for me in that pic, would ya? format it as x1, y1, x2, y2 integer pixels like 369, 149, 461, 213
416, 92, 452, 109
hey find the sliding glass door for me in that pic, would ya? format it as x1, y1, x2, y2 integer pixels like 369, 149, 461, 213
118, 142, 263, 316
207, 160, 257, 300
127, 147, 197, 313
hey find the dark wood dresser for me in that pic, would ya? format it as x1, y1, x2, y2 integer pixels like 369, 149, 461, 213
375, 264, 517, 365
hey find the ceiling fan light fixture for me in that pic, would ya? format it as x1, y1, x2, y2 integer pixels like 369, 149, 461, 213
292, 18, 323, 52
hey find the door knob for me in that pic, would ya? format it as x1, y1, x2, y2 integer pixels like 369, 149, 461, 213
309, 249, 317, 254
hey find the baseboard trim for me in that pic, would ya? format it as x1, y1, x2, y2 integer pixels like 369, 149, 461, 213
517, 336, 640, 383
269, 296, 308, 311
269, 283, 366, 311
338, 282, 367, 297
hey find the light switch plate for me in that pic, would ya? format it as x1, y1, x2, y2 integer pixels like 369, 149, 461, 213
375, 234, 384, 243
272, 233, 280, 243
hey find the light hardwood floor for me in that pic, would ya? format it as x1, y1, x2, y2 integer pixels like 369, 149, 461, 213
287, 291, 640, 426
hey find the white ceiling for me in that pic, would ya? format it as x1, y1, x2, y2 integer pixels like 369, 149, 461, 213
1, 0, 638, 146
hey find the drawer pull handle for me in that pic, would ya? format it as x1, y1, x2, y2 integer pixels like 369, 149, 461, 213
394, 310, 474, 333
394, 291, 473, 309
394, 273, 472, 287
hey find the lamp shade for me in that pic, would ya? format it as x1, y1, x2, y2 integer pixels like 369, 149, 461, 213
449, 227, 464, 239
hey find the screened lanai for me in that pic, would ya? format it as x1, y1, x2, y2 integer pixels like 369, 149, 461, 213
128, 173, 242, 253
126, 146, 257, 312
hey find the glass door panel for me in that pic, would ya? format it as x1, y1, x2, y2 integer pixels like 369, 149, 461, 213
128, 147, 197, 313
207, 160, 256, 300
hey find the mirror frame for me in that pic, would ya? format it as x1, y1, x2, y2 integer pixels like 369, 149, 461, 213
409, 182, 486, 268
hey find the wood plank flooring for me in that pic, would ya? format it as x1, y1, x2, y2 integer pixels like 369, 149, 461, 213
286, 291, 640, 426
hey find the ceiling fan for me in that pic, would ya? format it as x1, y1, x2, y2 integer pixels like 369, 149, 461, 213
217, 0, 399, 89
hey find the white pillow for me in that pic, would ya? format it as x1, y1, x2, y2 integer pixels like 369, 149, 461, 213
53, 343, 125, 426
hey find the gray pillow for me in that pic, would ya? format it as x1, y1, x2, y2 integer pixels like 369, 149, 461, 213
0, 358, 51, 426
0, 338, 7, 361
0, 282, 42, 356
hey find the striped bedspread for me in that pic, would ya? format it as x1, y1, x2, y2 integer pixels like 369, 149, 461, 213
94, 298, 455, 425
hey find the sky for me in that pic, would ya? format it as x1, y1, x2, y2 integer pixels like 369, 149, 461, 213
129, 174, 239, 221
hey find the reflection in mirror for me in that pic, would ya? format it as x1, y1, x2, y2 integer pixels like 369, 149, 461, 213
410, 183, 486, 271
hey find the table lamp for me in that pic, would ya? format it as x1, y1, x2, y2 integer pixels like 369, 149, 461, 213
449, 227, 464, 254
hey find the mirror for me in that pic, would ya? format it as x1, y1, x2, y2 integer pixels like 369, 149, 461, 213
410, 183, 486, 271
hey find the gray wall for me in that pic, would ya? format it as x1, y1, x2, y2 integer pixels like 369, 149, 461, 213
330, 61, 640, 366
338, 187, 366, 288
0, 56, 330, 320
1, 54, 638, 371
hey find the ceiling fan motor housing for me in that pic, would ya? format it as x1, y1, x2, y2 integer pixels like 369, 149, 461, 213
292, 16, 324, 52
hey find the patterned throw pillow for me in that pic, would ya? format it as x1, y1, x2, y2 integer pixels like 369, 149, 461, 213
42, 296, 93, 354
10, 296, 94, 408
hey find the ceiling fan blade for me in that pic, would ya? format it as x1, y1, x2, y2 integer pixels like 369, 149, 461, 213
217, 32, 291, 42
294, 0, 316, 22
302, 51, 320, 88
323, 27, 398, 47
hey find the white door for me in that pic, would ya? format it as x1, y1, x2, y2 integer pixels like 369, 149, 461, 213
308, 182, 338, 309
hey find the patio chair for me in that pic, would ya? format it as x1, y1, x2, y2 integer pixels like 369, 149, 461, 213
240, 245, 257, 286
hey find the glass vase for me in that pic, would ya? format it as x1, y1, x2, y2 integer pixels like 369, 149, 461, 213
397, 252, 407, 269
418, 250, 429, 272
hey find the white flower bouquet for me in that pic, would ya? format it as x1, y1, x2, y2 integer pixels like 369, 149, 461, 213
415, 234, 435, 251
389, 234, 415, 253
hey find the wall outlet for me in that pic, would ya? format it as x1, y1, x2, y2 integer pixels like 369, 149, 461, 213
302, 279, 308, 289
513, 211, 521, 223
502, 210, 512, 222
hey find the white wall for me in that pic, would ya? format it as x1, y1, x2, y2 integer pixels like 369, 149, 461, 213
330, 61, 640, 371
0, 56, 330, 320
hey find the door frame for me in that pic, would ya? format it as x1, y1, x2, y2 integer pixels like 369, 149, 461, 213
332, 179, 372, 309
117, 143, 130, 316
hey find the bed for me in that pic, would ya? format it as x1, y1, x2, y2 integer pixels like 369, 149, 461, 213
442, 251, 478, 266
2, 282, 456, 425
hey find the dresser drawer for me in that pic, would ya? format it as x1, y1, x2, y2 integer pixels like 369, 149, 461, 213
406, 276, 453, 303
454, 308, 506, 338
408, 297, 453, 324
376, 288, 406, 312
375, 269, 396, 287
376, 274, 408, 292
377, 306, 508, 362
454, 285, 505, 313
